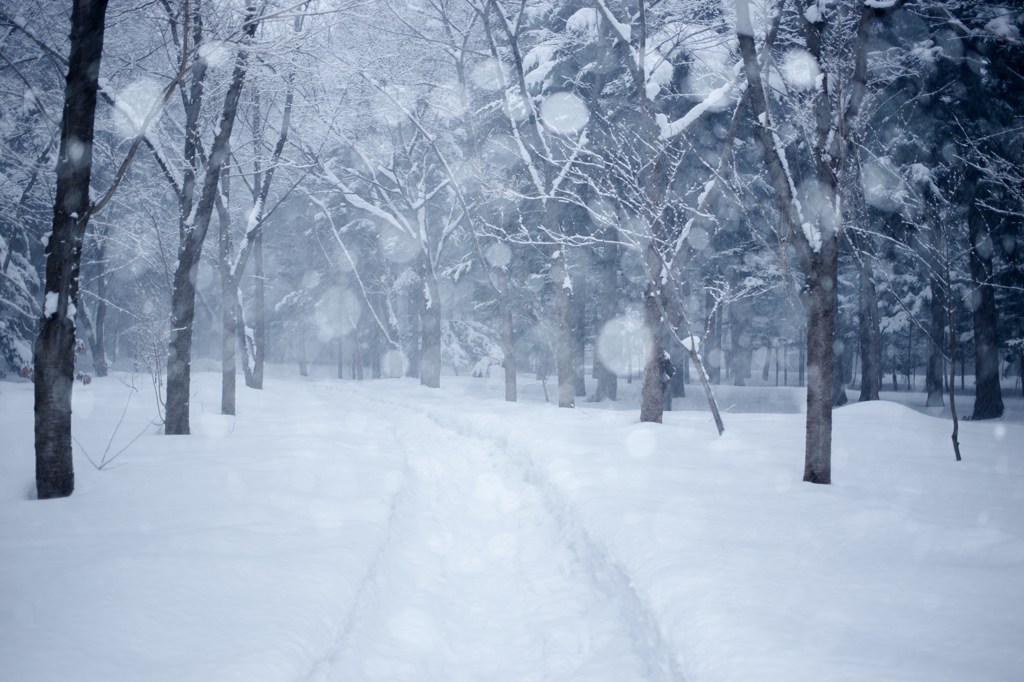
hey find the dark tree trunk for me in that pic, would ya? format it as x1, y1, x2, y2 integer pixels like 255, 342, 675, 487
832, 288, 848, 407
297, 318, 307, 377
252, 225, 265, 388
640, 240, 666, 423
925, 275, 946, 407
238, 300, 256, 388
705, 288, 722, 384
799, 343, 805, 388
495, 266, 517, 402
661, 328, 674, 412
166, 10, 259, 434
968, 197, 1004, 419
370, 320, 382, 379
832, 344, 848, 406
87, 239, 108, 377
352, 323, 363, 380
735, 0, 874, 483
804, 245, 839, 483
729, 287, 752, 387
784, 344, 788, 386
217, 167, 236, 415
420, 255, 441, 388
549, 232, 574, 408
404, 267, 424, 379
336, 335, 343, 379
34, 0, 110, 499
572, 266, 586, 396
670, 332, 687, 398
593, 232, 618, 402
858, 265, 880, 401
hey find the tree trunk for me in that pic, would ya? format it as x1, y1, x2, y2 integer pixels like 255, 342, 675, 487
799, 343, 805, 388
89, 241, 108, 377
166, 11, 259, 435
858, 265, 880, 401
352, 324, 363, 380
237, 298, 256, 388
968, 197, 1003, 419
804, 247, 839, 484
336, 335, 343, 379
549, 233, 574, 408
729, 285, 752, 387
594, 232, 618, 402
705, 288, 722, 384
405, 268, 424, 379
572, 265, 586, 396
252, 224, 265, 388
217, 169, 236, 416
496, 266, 517, 402
832, 287, 848, 407
640, 242, 666, 423
925, 274, 946, 407
420, 255, 441, 388
34, 0, 110, 499
297, 318, 307, 377
784, 344, 788, 386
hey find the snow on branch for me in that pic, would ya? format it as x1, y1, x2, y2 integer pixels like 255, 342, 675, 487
657, 81, 735, 141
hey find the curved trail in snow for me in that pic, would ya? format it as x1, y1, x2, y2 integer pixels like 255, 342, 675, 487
310, 397, 661, 682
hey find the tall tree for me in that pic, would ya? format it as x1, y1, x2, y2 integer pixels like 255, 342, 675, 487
165, 3, 261, 434
735, 0, 896, 483
34, 0, 110, 499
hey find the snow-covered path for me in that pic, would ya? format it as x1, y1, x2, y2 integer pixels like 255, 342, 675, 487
311, 402, 654, 682
4, 370, 1023, 681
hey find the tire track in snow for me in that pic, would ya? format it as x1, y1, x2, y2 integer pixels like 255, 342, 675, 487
345, 386, 686, 682
313, 395, 653, 681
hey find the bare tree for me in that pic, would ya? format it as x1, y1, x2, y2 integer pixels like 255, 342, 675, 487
34, 0, 111, 499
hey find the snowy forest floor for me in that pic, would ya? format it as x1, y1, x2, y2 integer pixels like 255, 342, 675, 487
2, 368, 1023, 681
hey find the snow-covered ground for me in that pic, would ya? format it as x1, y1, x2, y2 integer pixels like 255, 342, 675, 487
2, 369, 1022, 681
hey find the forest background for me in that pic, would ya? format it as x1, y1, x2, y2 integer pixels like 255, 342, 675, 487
1, 0, 1022, 493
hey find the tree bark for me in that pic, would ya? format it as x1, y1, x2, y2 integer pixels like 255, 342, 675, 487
968, 195, 1004, 419
804, 245, 839, 483
704, 288, 722, 384
252, 222, 265, 388
640, 241, 666, 422
593, 231, 618, 401
495, 266, 517, 402
217, 168, 236, 415
34, 0, 110, 499
729, 283, 752, 387
420, 253, 441, 388
84, 235, 108, 377
572, 264, 586, 396
297, 317, 307, 377
858, 264, 880, 401
832, 287, 848, 407
735, 0, 874, 482
549, 225, 574, 407
352, 323, 363, 380
404, 268, 424, 379
166, 8, 259, 434
925, 275, 946, 407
